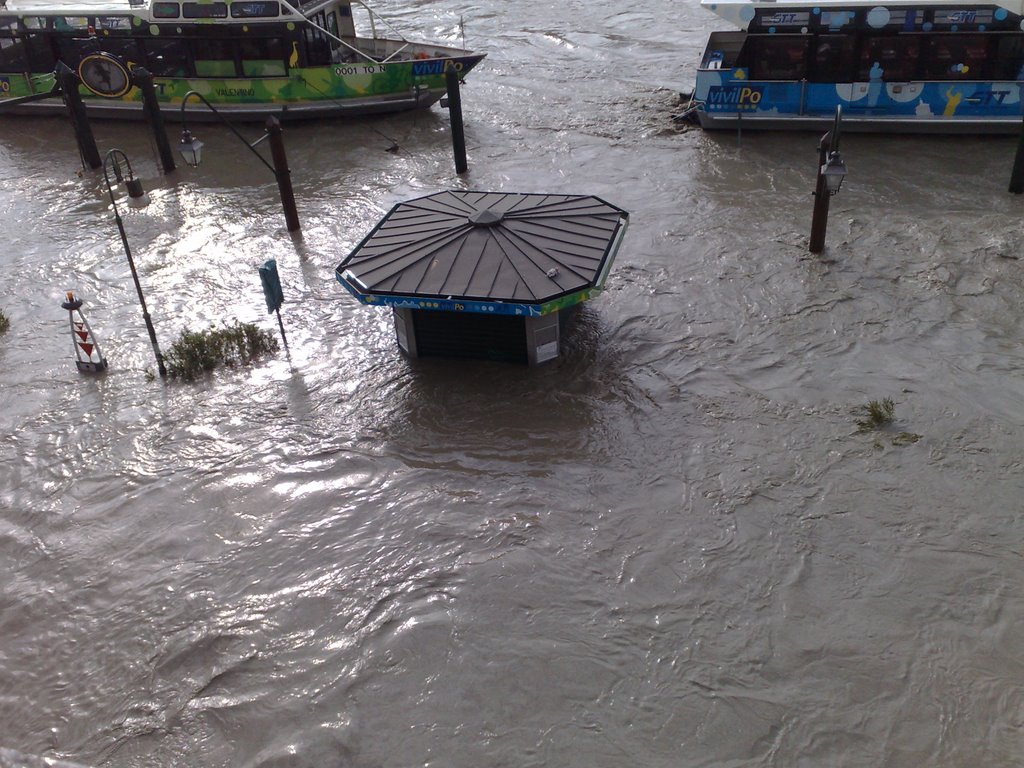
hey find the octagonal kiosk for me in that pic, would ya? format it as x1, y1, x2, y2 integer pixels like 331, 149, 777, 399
335, 190, 629, 365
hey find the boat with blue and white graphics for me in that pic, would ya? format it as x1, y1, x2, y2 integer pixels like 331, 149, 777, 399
689, 0, 1024, 133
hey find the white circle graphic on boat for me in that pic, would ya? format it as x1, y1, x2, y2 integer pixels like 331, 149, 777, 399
867, 7, 891, 27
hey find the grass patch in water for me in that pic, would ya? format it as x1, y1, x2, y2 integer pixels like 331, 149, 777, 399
0, 309, 8, 334
856, 397, 895, 432
165, 322, 278, 381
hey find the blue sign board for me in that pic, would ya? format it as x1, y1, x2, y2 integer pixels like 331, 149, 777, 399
259, 259, 284, 314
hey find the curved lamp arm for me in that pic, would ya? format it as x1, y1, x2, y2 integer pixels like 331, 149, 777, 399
179, 91, 278, 177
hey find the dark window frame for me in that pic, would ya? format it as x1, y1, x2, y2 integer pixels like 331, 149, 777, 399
182, 2, 228, 19
230, 2, 280, 18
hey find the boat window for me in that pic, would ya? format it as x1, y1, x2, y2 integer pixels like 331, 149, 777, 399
336, 3, 355, 37
230, 2, 280, 18
95, 16, 133, 30
808, 34, 856, 82
931, 8, 996, 30
101, 37, 144, 66
857, 35, 920, 80
325, 9, 339, 48
752, 10, 811, 31
193, 37, 237, 76
302, 12, 332, 65
922, 34, 992, 80
994, 34, 1024, 80
182, 2, 228, 19
744, 35, 810, 80
23, 31, 56, 71
152, 3, 181, 19
57, 36, 102, 66
239, 36, 286, 75
22, 17, 47, 30
0, 36, 28, 71
142, 37, 191, 75
819, 10, 854, 30
52, 17, 91, 32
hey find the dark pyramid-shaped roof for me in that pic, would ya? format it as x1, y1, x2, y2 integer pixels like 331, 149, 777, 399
337, 190, 629, 308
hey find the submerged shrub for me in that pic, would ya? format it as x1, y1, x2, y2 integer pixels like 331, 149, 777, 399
856, 397, 895, 432
0, 309, 8, 334
165, 321, 278, 381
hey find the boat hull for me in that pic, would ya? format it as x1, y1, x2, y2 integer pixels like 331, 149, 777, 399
695, 107, 1024, 135
694, 70, 1024, 135
0, 54, 485, 122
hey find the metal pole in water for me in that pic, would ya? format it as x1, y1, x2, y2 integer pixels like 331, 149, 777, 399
57, 62, 101, 171
1009, 116, 1024, 194
274, 307, 289, 351
103, 150, 167, 377
445, 63, 468, 174
808, 137, 831, 254
134, 67, 176, 174
266, 117, 301, 232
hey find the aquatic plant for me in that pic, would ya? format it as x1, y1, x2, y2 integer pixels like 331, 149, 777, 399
856, 397, 895, 432
165, 322, 278, 381
892, 431, 922, 446
0, 309, 8, 334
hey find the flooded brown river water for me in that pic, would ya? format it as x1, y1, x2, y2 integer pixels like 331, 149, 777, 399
2, 0, 1024, 766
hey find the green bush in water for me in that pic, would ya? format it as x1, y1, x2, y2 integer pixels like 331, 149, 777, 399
0, 309, 9, 334
165, 322, 278, 381
856, 397, 895, 432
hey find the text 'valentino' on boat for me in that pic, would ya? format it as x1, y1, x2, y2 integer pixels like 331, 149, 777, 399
688, 0, 1024, 133
0, 0, 485, 120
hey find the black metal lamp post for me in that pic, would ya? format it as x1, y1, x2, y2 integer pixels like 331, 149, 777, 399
809, 105, 848, 255
102, 149, 167, 377
1009, 115, 1024, 194
177, 92, 300, 232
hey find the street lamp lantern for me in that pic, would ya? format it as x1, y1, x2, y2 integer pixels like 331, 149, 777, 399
124, 176, 150, 208
178, 91, 299, 232
178, 128, 204, 168
102, 149, 167, 377
821, 150, 847, 195
125, 176, 147, 199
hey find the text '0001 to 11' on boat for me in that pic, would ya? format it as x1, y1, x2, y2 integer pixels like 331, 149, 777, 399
687, 0, 1024, 133
0, 0, 485, 121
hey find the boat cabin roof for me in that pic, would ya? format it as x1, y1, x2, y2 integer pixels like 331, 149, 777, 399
0, 0, 341, 20
703, 0, 1024, 28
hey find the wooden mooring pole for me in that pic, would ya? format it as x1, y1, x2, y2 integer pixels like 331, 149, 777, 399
444, 64, 468, 174
57, 62, 101, 171
266, 117, 301, 233
134, 67, 176, 174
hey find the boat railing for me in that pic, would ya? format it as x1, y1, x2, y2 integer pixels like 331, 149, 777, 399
278, 0, 377, 63
277, 0, 424, 65
351, 0, 413, 62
